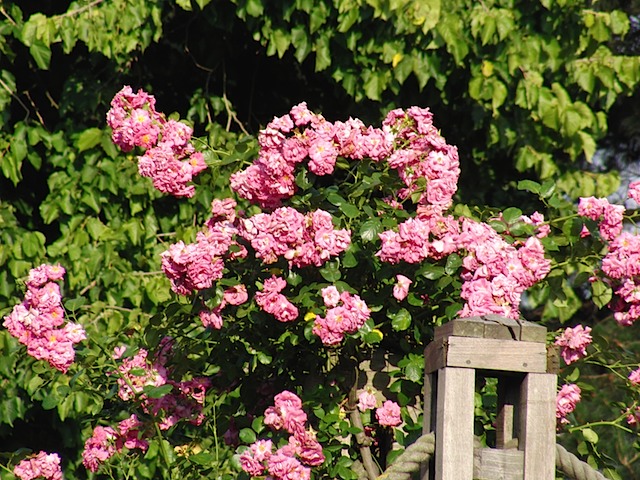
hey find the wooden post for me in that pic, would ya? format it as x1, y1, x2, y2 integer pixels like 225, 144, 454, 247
434, 367, 475, 479
423, 316, 556, 480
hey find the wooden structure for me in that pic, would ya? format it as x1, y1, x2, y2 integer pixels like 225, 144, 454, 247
422, 315, 557, 480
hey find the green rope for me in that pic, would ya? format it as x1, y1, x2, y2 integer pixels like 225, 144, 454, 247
374, 433, 609, 480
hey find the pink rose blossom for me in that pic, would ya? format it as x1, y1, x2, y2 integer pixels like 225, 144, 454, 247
376, 400, 402, 427
3, 264, 84, 373
393, 274, 412, 301
223, 284, 248, 306
556, 384, 581, 425
629, 180, 640, 203
357, 390, 377, 412
626, 406, 640, 426
555, 325, 592, 365
14, 452, 63, 480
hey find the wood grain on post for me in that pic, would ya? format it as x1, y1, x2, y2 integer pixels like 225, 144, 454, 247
434, 367, 475, 480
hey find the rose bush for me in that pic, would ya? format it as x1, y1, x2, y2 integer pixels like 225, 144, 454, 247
2, 88, 640, 480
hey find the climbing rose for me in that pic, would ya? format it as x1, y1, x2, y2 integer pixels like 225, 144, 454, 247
629, 180, 640, 203
555, 325, 592, 365
376, 400, 402, 427
629, 367, 640, 385
357, 390, 377, 412
3, 264, 85, 373
14, 452, 63, 480
556, 384, 581, 425
393, 274, 412, 301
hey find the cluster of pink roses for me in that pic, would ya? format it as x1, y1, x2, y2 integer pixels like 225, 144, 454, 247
457, 220, 551, 319
82, 339, 210, 472
378, 210, 551, 319
578, 196, 625, 241
230, 102, 394, 208
3, 264, 86, 373
82, 415, 147, 472
161, 198, 245, 296
107, 86, 206, 197
241, 207, 350, 268
255, 276, 299, 323
239, 391, 324, 479
13, 451, 62, 480
554, 325, 593, 365
601, 232, 640, 326
357, 390, 402, 427
581, 187, 640, 326
312, 286, 371, 345
382, 107, 460, 210
556, 384, 582, 426
112, 339, 210, 430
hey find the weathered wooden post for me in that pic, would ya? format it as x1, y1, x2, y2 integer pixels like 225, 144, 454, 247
422, 315, 557, 480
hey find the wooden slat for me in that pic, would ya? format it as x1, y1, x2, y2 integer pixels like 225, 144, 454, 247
421, 373, 435, 480
520, 373, 557, 479
435, 367, 475, 480
434, 316, 547, 343
427, 336, 548, 373
473, 448, 525, 479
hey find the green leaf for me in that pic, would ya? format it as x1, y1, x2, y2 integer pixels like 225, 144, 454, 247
176, 0, 193, 11
388, 308, 411, 331
517, 180, 540, 194
444, 253, 462, 275
359, 219, 382, 242
591, 280, 612, 308
195, 0, 213, 10
29, 40, 51, 70
582, 427, 599, 444
502, 207, 523, 224
417, 264, 444, 280
319, 261, 341, 282
76, 128, 103, 152
239, 427, 256, 444
189, 452, 216, 465
143, 384, 173, 398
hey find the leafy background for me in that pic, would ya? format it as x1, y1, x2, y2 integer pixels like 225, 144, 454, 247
1, 0, 640, 478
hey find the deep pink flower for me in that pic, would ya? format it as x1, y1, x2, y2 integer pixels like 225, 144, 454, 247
555, 325, 592, 364
556, 384, 581, 425
224, 284, 248, 306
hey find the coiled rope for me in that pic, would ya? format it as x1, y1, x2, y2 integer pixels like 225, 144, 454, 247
375, 432, 609, 480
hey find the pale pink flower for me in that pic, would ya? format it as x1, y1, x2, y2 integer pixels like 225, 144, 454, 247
376, 400, 402, 427
393, 274, 412, 301
629, 367, 640, 385
555, 325, 592, 365
321, 286, 341, 307
357, 390, 377, 412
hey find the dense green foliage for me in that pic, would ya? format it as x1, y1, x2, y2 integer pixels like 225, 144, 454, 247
1, 0, 640, 478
